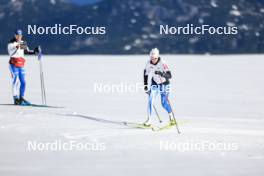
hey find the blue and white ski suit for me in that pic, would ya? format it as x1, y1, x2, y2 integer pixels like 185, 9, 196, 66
144, 58, 172, 119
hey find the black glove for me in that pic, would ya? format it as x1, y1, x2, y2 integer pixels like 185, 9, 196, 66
155, 71, 164, 76
144, 85, 150, 95
34, 47, 39, 54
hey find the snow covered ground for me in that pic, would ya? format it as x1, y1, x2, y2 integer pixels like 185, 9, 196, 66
0, 55, 264, 176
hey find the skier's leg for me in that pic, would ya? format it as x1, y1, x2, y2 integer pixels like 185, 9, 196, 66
160, 85, 172, 113
160, 85, 174, 122
18, 67, 30, 105
147, 92, 153, 118
18, 67, 26, 98
145, 85, 158, 125
9, 65, 20, 104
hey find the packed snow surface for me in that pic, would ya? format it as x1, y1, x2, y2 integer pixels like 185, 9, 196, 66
0, 55, 264, 176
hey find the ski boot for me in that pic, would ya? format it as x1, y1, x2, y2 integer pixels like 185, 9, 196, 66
19, 97, 31, 106
143, 118, 152, 128
169, 113, 176, 126
13, 96, 20, 105
170, 119, 176, 126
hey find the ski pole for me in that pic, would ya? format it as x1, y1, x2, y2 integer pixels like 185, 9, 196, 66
147, 89, 162, 123
40, 60, 47, 105
153, 105, 162, 123
40, 49, 47, 105
37, 46, 47, 105
158, 76, 180, 134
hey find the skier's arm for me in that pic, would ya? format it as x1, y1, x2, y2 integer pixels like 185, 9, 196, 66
25, 47, 35, 55
155, 61, 172, 79
7, 42, 18, 56
25, 46, 39, 55
19, 40, 37, 55
155, 70, 172, 79
163, 71, 172, 79
143, 69, 148, 91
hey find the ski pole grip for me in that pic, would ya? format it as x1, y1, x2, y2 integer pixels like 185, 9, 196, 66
38, 45, 42, 53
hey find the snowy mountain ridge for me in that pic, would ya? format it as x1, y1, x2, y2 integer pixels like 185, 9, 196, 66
0, 0, 263, 54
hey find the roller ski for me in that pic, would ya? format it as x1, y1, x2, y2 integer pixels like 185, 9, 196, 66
152, 119, 177, 132
124, 118, 154, 129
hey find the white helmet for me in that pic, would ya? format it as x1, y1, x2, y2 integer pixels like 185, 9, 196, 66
150, 48, 159, 58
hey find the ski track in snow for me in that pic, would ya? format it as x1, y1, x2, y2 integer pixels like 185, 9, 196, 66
60, 126, 264, 140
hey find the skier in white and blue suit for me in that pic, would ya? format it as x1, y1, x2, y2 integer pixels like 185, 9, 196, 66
7, 29, 39, 105
143, 48, 176, 127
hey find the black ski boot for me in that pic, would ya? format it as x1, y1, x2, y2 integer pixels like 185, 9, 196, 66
14, 97, 20, 105
19, 97, 31, 106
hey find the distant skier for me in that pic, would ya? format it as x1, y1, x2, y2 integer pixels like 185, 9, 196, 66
7, 29, 39, 105
143, 48, 176, 127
